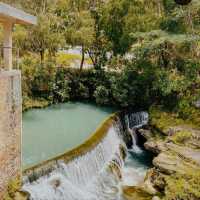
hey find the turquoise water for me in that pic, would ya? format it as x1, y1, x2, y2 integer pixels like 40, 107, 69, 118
22, 102, 115, 168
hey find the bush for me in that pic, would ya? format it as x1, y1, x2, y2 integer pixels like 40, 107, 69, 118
94, 86, 110, 105
164, 170, 200, 200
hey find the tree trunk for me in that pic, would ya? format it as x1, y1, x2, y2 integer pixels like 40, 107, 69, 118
40, 51, 44, 64
80, 46, 85, 72
87, 49, 97, 68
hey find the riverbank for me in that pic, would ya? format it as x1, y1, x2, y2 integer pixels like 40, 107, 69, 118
22, 97, 50, 112
124, 106, 200, 200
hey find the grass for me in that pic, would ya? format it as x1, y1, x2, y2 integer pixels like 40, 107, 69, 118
56, 52, 93, 67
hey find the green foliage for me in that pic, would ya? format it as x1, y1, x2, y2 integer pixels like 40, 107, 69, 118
94, 86, 110, 105
23, 97, 49, 112
52, 68, 71, 103
6, 0, 200, 122
149, 105, 200, 131
129, 30, 200, 110
164, 169, 200, 200
27, 13, 65, 62
3, 177, 21, 200
110, 61, 155, 108
100, 0, 163, 55
149, 106, 185, 131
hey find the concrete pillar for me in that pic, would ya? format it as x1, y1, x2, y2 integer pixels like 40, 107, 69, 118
0, 70, 21, 198
3, 21, 13, 70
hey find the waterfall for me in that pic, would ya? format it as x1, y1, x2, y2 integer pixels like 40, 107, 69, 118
125, 112, 148, 154
126, 112, 148, 129
22, 112, 149, 200
23, 125, 125, 200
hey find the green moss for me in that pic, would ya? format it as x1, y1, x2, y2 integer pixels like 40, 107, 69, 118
170, 130, 192, 145
56, 53, 93, 67
164, 169, 200, 200
149, 106, 185, 131
149, 106, 200, 133
3, 177, 21, 200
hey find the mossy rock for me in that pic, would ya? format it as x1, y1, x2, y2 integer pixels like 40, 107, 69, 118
122, 186, 153, 200
163, 169, 200, 200
3, 176, 27, 200
170, 130, 192, 144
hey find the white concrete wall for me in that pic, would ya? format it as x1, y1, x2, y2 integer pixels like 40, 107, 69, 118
0, 70, 22, 198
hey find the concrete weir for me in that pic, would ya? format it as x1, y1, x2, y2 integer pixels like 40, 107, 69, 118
23, 114, 120, 181
22, 113, 126, 200
0, 70, 22, 197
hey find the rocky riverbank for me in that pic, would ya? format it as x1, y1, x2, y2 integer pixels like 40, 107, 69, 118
123, 107, 200, 200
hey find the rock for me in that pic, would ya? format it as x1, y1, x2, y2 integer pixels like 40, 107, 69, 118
141, 179, 157, 195
138, 129, 153, 140
143, 119, 200, 199
50, 178, 61, 189
153, 151, 200, 175
166, 143, 200, 165
152, 196, 160, 200
122, 186, 153, 200
14, 191, 29, 200
194, 100, 200, 108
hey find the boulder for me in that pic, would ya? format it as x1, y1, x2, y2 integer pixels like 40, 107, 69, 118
152, 196, 160, 200
144, 140, 166, 154
194, 100, 200, 108
138, 129, 153, 140
122, 186, 153, 200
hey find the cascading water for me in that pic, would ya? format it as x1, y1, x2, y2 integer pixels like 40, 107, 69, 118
125, 112, 148, 154
121, 112, 150, 187
22, 112, 149, 200
23, 125, 125, 200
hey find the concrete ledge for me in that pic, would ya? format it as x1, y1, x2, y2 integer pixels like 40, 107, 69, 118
0, 3, 37, 25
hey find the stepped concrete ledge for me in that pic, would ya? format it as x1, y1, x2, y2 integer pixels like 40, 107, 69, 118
0, 2, 37, 25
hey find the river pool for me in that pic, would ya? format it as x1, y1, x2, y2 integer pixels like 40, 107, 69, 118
22, 102, 115, 168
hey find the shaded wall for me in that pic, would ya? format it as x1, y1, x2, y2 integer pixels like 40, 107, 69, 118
0, 70, 22, 197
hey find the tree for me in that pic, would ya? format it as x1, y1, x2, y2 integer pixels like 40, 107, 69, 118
99, 0, 163, 56
65, 10, 95, 71
27, 13, 65, 63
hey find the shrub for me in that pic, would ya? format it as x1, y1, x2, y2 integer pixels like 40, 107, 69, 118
94, 86, 110, 105
164, 170, 200, 200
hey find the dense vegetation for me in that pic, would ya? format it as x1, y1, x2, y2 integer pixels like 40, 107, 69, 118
1, 0, 199, 117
